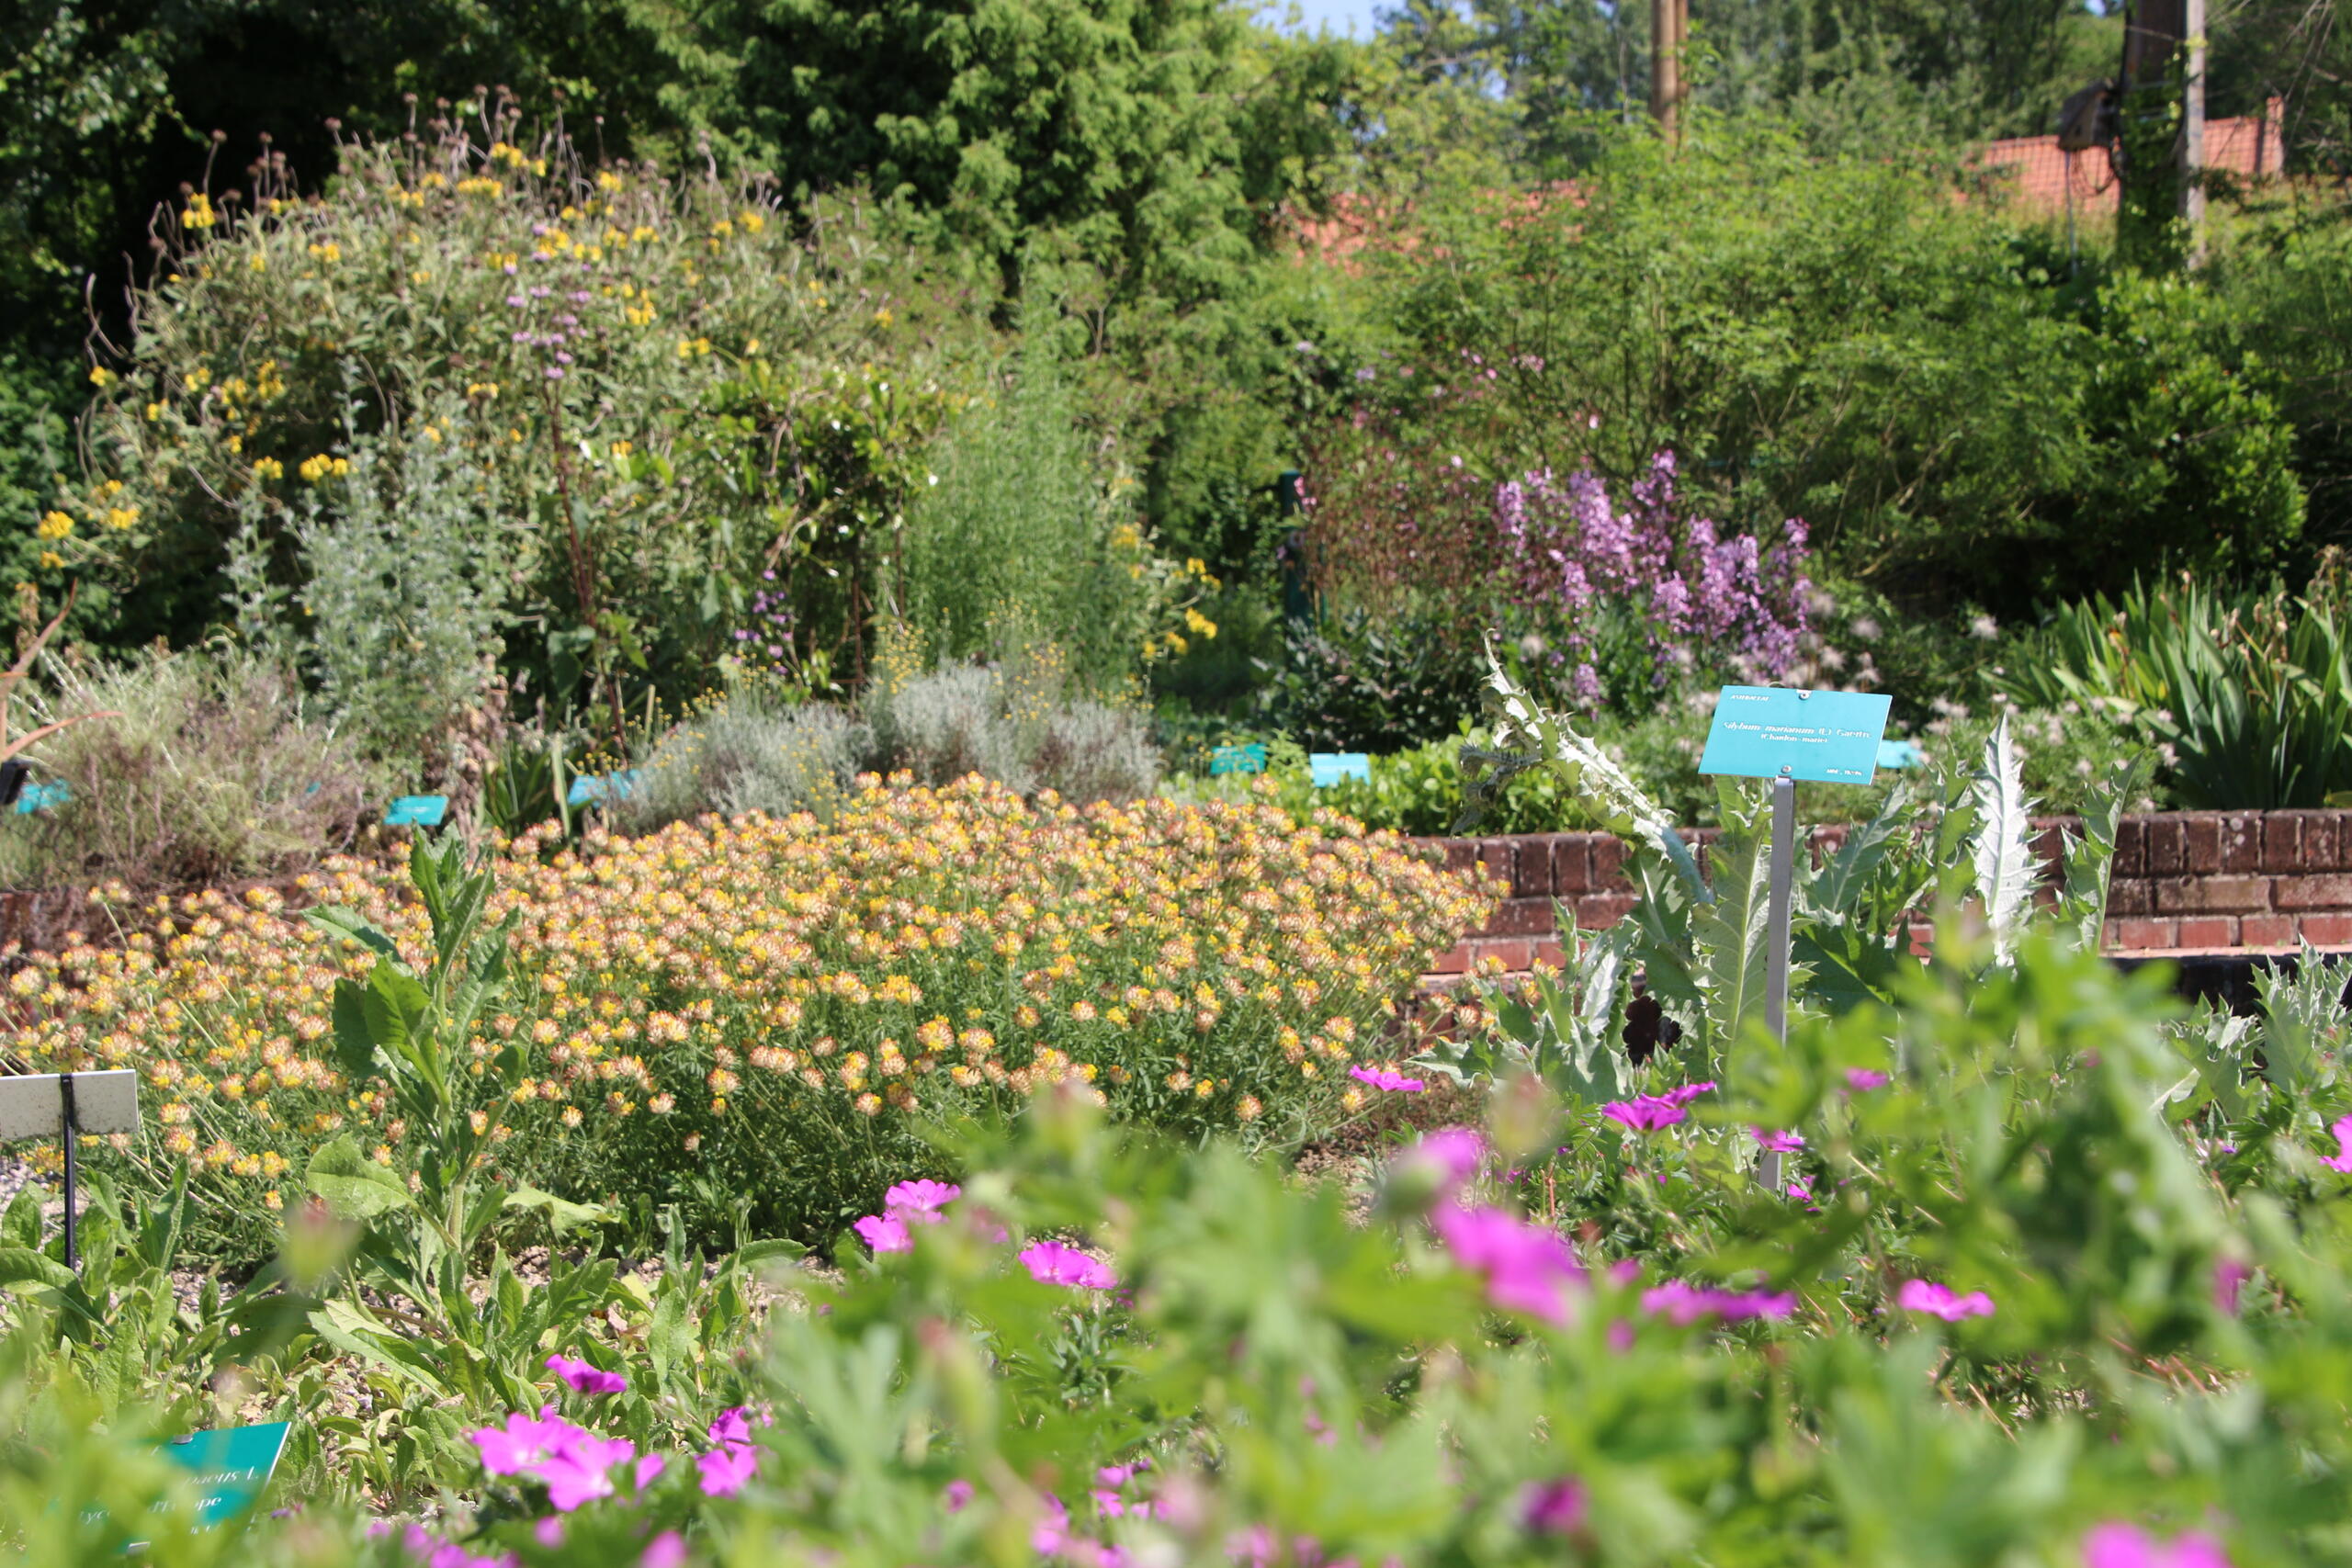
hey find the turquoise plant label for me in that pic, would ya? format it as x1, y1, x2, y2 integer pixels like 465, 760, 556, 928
1700, 686, 1892, 784
1209, 743, 1267, 776
566, 769, 643, 807
1308, 753, 1371, 788
14, 779, 68, 815
1876, 738, 1925, 771
157, 1421, 289, 1528
383, 795, 449, 827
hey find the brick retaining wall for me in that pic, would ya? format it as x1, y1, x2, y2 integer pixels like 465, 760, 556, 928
1425, 810, 2352, 974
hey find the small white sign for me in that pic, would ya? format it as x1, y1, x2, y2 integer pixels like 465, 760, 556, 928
0, 1070, 140, 1141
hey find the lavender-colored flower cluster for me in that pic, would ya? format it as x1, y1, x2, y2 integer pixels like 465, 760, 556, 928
1494, 451, 1811, 704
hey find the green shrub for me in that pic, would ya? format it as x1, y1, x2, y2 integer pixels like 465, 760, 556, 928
0, 644, 382, 895
619, 689, 872, 831
1996, 573, 2352, 809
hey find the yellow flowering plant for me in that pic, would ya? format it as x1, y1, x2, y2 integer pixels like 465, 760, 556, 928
13, 781, 1491, 1257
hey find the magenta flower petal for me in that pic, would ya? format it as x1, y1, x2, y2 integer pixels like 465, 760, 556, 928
2322, 1114, 2352, 1172
546, 1354, 627, 1396
1602, 1096, 1687, 1131
696, 1441, 758, 1498
2085, 1522, 2233, 1568
1521, 1477, 1588, 1536
854, 1213, 911, 1254
1894, 1280, 1996, 1321
886, 1179, 962, 1217
471, 1411, 579, 1476
641, 1532, 687, 1568
1750, 1126, 1805, 1153
1642, 1280, 1795, 1325
1019, 1241, 1117, 1290
1348, 1066, 1426, 1093
1430, 1202, 1585, 1324
1844, 1068, 1890, 1091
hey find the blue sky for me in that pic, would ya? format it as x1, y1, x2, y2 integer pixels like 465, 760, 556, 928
1258, 0, 1387, 39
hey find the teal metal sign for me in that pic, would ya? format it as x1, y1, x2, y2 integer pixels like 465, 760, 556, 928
1308, 753, 1371, 788
1208, 743, 1267, 776
1700, 686, 1892, 784
383, 795, 448, 827
156, 1421, 289, 1527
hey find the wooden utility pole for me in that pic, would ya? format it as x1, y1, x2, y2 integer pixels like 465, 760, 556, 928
1650, 0, 1684, 147
2182, 0, 2206, 265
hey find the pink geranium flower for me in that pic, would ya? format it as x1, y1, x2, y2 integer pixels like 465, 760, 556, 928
2083, 1522, 2231, 1568
2211, 1258, 2252, 1317
1348, 1066, 1426, 1093
1661, 1080, 1717, 1106
1845, 1068, 1890, 1091
1894, 1280, 1996, 1321
1430, 1202, 1585, 1324
1521, 1477, 1588, 1535
471, 1411, 575, 1477
696, 1438, 758, 1497
854, 1213, 911, 1254
1750, 1126, 1805, 1153
640, 1532, 687, 1568
546, 1354, 627, 1396
1020, 1241, 1118, 1290
1641, 1280, 1796, 1325
539, 1433, 639, 1512
1602, 1096, 1688, 1131
886, 1179, 962, 1217
2321, 1115, 2352, 1172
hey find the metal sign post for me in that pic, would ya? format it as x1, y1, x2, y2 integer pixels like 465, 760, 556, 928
0, 1068, 140, 1269
1697, 686, 1893, 1194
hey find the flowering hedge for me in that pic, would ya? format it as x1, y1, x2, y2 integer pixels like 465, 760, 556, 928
5, 780, 1488, 1251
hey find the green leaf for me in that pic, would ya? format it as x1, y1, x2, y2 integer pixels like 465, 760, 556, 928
304, 905, 401, 957
306, 1135, 416, 1219
505, 1184, 612, 1236
0, 1245, 77, 1294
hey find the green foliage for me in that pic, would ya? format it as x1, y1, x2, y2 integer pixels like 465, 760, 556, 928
1360, 121, 2306, 614
1996, 572, 2352, 809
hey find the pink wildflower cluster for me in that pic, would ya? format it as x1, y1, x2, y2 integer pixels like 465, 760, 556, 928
1348, 1065, 1425, 1093
471, 1408, 662, 1512
1493, 451, 1811, 701
854, 1178, 966, 1254
1020, 1240, 1119, 1291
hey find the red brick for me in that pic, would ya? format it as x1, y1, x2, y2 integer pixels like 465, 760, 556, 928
2183, 817, 2222, 874
1590, 838, 1630, 891
1486, 897, 1560, 937
2241, 914, 2299, 948
1532, 938, 1567, 969
1551, 837, 1595, 896
1430, 942, 1472, 976
2029, 826, 2066, 878
2154, 874, 2272, 915
1904, 923, 1934, 958
2175, 916, 2238, 949
2275, 874, 2352, 912
2143, 818, 2187, 875
1572, 893, 1638, 930
2263, 816, 2303, 874
2328, 814, 2352, 871
2297, 912, 2352, 947
2220, 814, 2264, 873
2107, 879, 2154, 917
1510, 836, 1555, 899
2111, 917, 2177, 951
2111, 817, 2146, 877
2301, 814, 2338, 871
1439, 840, 1476, 876
1472, 938, 1533, 972
1476, 839, 1517, 891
